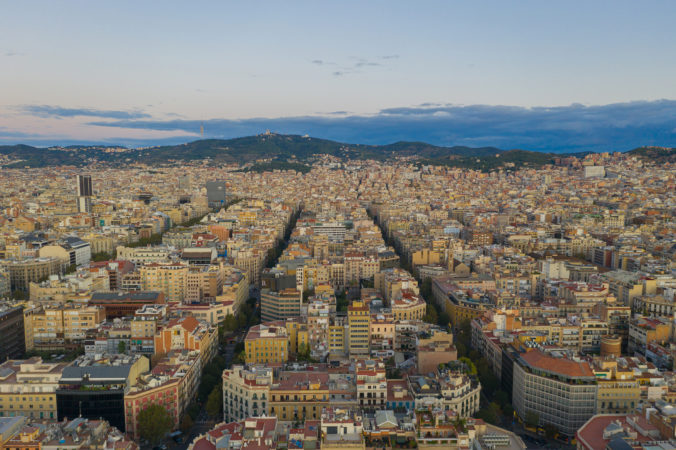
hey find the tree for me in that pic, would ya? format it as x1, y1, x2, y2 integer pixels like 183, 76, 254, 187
421, 278, 433, 301
117, 341, 126, 354
525, 411, 540, 428
223, 313, 237, 332
475, 403, 500, 425
138, 404, 173, 446
179, 414, 193, 433
198, 374, 217, 401
236, 313, 247, 329
423, 304, 438, 324
205, 385, 223, 418
437, 311, 451, 328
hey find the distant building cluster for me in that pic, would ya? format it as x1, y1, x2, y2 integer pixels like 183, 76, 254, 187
0, 150, 674, 448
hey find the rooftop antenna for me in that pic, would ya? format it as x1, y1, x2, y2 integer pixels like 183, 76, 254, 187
200, 122, 204, 138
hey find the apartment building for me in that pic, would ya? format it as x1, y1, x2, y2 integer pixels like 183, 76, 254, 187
31, 304, 104, 350
269, 371, 329, 421
0, 358, 67, 419
222, 365, 273, 422
140, 262, 189, 303
348, 301, 371, 357
244, 323, 289, 364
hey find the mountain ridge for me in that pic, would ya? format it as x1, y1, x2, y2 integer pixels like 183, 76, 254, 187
0, 133, 673, 169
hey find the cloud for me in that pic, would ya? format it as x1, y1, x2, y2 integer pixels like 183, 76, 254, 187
3, 50, 24, 57
16, 105, 151, 119
313, 55, 398, 76
86, 100, 676, 153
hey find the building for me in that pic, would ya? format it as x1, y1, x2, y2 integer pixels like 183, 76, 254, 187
320, 408, 365, 449
222, 365, 273, 422
89, 291, 165, 319
628, 316, 671, 355
187, 417, 278, 450
348, 301, 371, 357
269, 371, 329, 421
206, 181, 227, 210
577, 414, 662, 450
0, 306, 25, 361
124, 374, 180, 440
56, 355, 149, 432
592, 359, 641, 415
244, 323, 289, 364
30, 303, 104, 350
260, 288, 301, 322
1, 258, 63, 292
77, 174, 93, 213
390, 292, 426, 321
140, 262, 189, 303
115, 246, 170, 265
416, 330, 457, 375
38, 237, 91, 268
583, 165, 605, 178
0, 358, 67, 420
153, 316, 217, 368
356, 359, 387, 411
512, 349, 597, 437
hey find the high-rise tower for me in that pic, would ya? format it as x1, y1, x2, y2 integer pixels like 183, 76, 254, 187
76, 174, 92, 213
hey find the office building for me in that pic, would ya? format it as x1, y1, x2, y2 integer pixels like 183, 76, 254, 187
348, 300, 370, 357
56, 354, 149, 432
512, 349, 597, 437
260, 288, 301, 322
206, 181, 227, 210
76, 175, 93, 213
0, 306, 26, 360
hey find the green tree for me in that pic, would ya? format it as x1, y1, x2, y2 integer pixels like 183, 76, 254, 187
205, 385, 223, 418
180, 414, 193, 432
475, 403, 500, 425
198, 374, 217, 401
223, 313, 237, 332
423, 303, 438, 324
233, 350, 245, 365
437, 311, 451, 328
421, 277, 433, 300
117, 341, 126, 354
236, 313, 247, 329
525, 411, 540, 428
138, 404, 173, 446
458, 357, 477, 376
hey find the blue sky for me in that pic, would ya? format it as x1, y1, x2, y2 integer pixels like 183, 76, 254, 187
2, 1, 676, 152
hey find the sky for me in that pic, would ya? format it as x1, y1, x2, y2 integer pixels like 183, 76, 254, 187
2, 0, 676, 152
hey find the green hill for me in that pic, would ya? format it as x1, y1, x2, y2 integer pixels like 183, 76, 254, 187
626, 146, 676, 163
8, 133, 664, 171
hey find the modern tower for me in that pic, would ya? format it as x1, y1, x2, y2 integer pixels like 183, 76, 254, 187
76, 174, 92, 213
206, 180, 226, 210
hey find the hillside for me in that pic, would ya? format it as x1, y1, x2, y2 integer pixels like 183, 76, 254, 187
626, 147, 676, 164
0, 133, 640, 171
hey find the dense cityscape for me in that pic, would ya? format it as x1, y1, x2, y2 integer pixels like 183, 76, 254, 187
0, 148, 672, 450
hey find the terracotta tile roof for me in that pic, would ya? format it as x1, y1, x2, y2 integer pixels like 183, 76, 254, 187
521, 349, 594, 378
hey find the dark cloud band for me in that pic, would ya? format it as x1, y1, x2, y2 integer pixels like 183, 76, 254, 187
85, 100, 676, 153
